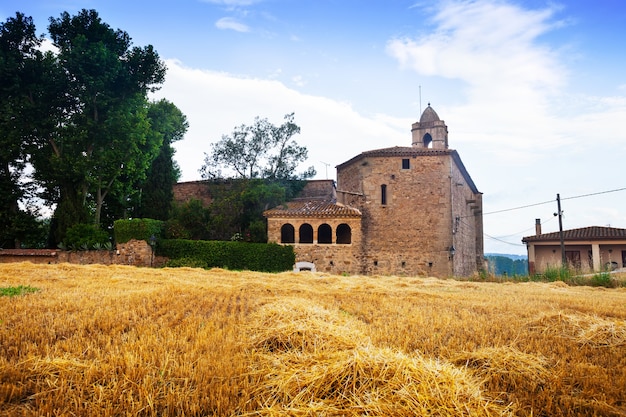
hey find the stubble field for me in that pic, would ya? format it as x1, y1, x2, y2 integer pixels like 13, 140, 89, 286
1, 262, 625, 416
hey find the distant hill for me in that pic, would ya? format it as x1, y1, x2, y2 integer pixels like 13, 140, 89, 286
485, 253, 527, 261
485, 254, 528, 276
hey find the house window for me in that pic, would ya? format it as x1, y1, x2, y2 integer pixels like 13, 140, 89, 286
299, 224, 313, 244
280, 224, 295, 243
336, 223, 351, 244
318, 224, 332, 244
381, 184, 387, 205
402, 158, 410, 169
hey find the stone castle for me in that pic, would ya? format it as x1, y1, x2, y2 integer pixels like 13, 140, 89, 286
264, 105, 484, 277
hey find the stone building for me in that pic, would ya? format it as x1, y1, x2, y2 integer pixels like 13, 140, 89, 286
264, 105, 484, 277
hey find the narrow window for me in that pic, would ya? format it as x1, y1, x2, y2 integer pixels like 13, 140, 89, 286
299, 224, 313, 244
402, 158, 410, 169
280, 224, 295, 243
381, 184, 387, 205
318, 224, 332, 244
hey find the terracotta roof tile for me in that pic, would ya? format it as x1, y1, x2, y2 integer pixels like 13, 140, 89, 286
522, 226, 626, 242
264, 199, 361, 218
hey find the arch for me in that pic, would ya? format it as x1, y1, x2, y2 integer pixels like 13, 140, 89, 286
280, 223, 295, 243
423, 133, 433, 148
318, 223, 332, 244
299, 223, 313, 243
336, 223, 352, 244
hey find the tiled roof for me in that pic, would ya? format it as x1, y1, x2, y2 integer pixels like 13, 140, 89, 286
522, 226, 626, 242
264, 199, 361, 218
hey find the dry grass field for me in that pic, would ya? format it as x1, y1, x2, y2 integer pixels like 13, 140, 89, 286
1, 262, 625, 416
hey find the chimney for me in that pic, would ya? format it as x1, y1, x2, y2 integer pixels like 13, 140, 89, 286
535, 218, 542, 235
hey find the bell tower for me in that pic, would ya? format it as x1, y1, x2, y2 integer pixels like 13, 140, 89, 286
411, 104, 448, 149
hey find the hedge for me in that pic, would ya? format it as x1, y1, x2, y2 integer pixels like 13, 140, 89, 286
114, 219, 164, 244
157, 239, 295, 273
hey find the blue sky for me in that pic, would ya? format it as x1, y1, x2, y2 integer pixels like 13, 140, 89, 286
3, 0, 626, 255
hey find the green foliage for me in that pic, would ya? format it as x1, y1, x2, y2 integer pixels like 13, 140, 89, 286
158, 239, 295, 273
540, 265, 573, 282
62, 223, 110, 251
165, 257, 209, 269
192, 178, 295, 242
200, 113, 315, 180
589, 272, 615, 288
168, 199, 211, 240
0, 285, 39, 297
485, 255, 528, 276
136, 99, 188, 220
114, 218, 164, 244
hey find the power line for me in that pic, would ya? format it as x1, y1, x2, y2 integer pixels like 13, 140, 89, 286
484, 232, 525, 247
481, 186, 626, 217
561, 187, 626, 201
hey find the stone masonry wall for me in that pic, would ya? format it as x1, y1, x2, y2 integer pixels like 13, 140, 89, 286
172, 181, 213, 206
267, 216, 362, 275
338, 154, 455, 277
449, 161, 483, 276
0, 240, 156, 268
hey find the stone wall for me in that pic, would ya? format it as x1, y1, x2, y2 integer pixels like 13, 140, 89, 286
0, 240, 157, 267
266, 216, 362, 275
172, 181, 213, 206
338, 153, 455, 277
334, 150, 484, 277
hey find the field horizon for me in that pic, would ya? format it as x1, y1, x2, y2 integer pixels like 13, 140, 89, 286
1, 262, 625, 416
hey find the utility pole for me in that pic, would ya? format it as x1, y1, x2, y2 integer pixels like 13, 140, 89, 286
556, 193, 566, 266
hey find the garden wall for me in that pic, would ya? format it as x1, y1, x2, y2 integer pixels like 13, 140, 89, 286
0, 240, 160, 267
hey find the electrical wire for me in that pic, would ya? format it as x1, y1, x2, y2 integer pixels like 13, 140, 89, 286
481, 186, 626, 217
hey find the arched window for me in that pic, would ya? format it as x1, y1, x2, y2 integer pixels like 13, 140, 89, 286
336, 223, 352, 244
280, 224, 295, 243
423, 133, 433, 148
299, 223, 313, 244
318, 224, 332, 244
381, 184, 387, 205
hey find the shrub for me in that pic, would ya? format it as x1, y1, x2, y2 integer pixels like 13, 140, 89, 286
158, 239, 294, 272
589, 272, 615, 288
541, 265, 572, 282
165, 257, 209, 269
62, 224, 110, 251
114, 219, 164, 244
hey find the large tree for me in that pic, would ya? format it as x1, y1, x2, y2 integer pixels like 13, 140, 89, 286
0, 13, 58, 248
28, 9, 166, 242
197, 114, 313, 242
200, 113, 315, 180
136, 99, 188, 220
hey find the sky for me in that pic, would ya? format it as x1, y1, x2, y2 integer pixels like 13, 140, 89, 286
3, 0, 626, 255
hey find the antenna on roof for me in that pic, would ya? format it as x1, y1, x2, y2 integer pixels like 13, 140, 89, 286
320, 161, 330, 179
419, 85, 422, 116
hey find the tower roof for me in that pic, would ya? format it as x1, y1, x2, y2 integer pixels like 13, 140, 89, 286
419, 104, 440, 123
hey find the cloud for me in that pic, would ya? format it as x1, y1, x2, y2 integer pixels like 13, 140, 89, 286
385, 1, 574, 161
383, 0, 626, 253
215, 17, 250, 32
153, 60, 408, 182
